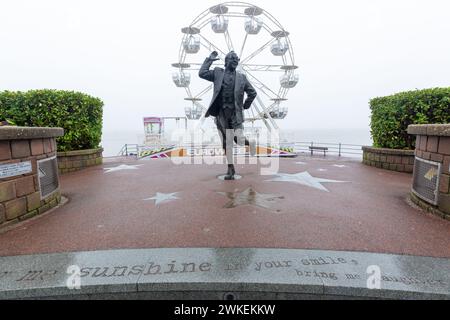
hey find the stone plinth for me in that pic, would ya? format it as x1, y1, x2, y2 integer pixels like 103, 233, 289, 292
362, 146, 415, 173
408, 124, 450, 220
57, 148, 103, 174
0, 126, 64, 228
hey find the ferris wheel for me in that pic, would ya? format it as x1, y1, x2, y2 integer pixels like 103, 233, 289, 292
172, 1, 299, 131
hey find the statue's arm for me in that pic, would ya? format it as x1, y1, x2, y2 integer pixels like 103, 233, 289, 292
243, 76, 257, 109
198, 58, 215, 82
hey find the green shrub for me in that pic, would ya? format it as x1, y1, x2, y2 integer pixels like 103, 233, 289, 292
0, 90, 103, 152
370, 88, 450, 149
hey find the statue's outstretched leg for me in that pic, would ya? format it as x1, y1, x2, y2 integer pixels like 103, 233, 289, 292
234, 128, 257, 156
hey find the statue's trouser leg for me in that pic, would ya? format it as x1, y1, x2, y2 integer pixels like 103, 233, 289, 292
225, 125, 234, 165
233, 127, 249, 147
215, 118, 232, 165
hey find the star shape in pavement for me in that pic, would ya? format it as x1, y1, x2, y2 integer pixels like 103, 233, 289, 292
144, 192, 180, 206
333, 164, 348, 168
103, 164, 143, 173
218, 187, 284, 209
266, 171, 348, 192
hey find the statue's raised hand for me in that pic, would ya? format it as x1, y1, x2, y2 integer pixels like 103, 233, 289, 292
208, 51, 220, 62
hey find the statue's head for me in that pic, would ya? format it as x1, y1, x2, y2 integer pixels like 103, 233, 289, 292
225, 51, 240, 71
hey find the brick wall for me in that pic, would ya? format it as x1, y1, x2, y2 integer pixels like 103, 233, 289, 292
362, 147, 415, 173
0, 136, 62, 228
57, 148, 103, 174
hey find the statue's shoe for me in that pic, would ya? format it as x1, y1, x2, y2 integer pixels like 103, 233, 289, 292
224, 165, 236, 180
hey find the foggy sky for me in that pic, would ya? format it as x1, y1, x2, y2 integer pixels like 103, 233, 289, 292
1, 0, 449, 133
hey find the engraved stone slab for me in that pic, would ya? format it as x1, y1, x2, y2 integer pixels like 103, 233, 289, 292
0, 248, 449, 299
0, 161, 32, 179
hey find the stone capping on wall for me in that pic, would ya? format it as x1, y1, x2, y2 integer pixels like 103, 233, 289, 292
0, 126, 64, 140
408, 124, 450, 136
57, 148, 103, 157
362, 146, 415, 173
362, 146, 415, 156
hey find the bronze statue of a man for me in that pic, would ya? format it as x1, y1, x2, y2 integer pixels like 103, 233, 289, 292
199, 51, 257, 180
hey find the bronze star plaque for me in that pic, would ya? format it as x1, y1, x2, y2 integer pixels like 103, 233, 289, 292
218, 187, 284, 209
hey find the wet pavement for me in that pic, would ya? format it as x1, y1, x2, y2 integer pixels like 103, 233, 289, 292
0, 155, 449, 258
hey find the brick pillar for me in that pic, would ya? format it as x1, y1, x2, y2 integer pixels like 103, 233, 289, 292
408, 124, 450, 220
0, 127, 64, 228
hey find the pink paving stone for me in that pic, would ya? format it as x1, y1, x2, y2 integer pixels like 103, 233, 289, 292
0, 156, 449, 258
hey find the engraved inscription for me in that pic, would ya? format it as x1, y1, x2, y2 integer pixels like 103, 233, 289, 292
1, 251, 447, 297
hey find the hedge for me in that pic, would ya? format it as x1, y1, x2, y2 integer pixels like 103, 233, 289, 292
370, 87, 450, 149
0, 89, 103, 152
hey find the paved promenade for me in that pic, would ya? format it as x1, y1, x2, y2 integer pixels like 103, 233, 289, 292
0, 155, 449, 258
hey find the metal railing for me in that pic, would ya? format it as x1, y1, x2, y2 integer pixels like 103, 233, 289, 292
281, 142, 363, 158
117, 144, 139, 157
116, 142, 364, 158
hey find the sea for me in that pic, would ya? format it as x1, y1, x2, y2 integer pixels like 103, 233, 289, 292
101, 128, 373, 158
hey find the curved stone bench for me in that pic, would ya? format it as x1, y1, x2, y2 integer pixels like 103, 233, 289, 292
0, 248, 448, 300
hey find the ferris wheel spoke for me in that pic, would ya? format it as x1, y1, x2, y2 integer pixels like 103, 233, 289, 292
224, 29, 235, 52
239, 32, 249, 58
249, 102, 256, 120
184, 87, 194, 102
198, 34, 228, 59
198, 18, 211, 30
240, 64, 285, 72
195, 85, 213, 99
255, 95, 279, 131
240, 37, 277, 64
251, 98, 277, 132
242, 67, 282, 99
